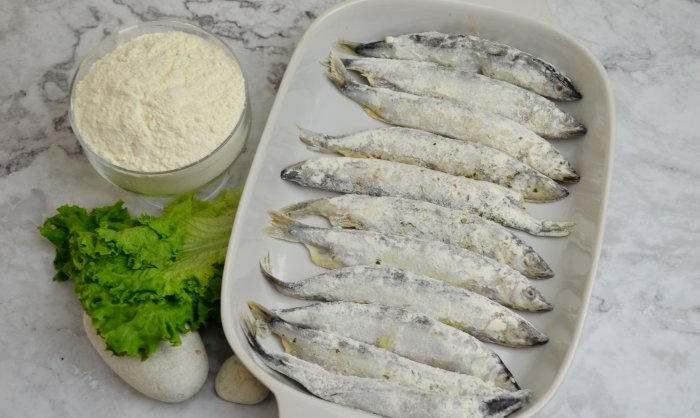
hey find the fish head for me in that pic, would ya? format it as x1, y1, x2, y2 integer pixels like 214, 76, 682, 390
514, 284, 553, 312
493, 368, 522, 392
521, 250, 555, 279
529, 142, 580, 183
529, 57, 582, 101
280, 161, 306, 182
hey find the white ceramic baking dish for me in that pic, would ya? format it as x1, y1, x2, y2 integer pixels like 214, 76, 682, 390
221, 0, 615, 417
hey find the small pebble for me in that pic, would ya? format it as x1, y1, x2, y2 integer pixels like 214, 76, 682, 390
215, 354, 270, 404
83, 313, 208, 403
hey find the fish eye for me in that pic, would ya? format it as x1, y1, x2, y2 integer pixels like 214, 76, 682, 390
523, 287, 537, 300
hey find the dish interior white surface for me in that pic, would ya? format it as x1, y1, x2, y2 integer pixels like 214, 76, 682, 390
221, 0, 614, 417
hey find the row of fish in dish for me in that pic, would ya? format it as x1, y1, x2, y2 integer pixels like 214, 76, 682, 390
243, 301, 532, 418
323, 52, 581, 183
243, 30, 586, 417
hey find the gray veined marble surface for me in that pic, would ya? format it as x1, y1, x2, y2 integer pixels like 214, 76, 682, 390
1, 0, 698, 417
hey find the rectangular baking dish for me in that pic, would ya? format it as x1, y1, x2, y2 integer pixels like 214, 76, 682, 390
221, 0, 615, 417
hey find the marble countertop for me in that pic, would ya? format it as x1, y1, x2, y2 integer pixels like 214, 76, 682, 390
1, 0, 698, 417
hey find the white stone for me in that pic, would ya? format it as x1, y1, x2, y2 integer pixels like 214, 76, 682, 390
214, 355, 269, 404
83, 313, 208, 403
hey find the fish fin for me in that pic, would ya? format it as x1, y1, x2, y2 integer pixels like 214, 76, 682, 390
361, 105, 390, 123
361, 73, 398, 90
297, 126, 332, 153
259, 253, 295, 292
280, 336, 295, 353
263, 210, 302, 242
328, 214, 363, 229
279, 199, 326, 218
334, 39, 360, 53
306, 244, 344, 269
322, 51, 351, 89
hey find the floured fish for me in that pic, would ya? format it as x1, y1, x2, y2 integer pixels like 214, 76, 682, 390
323, 52, 579, 183
281, 157, 575, 237
341, 56, 585, 138
243, 317, 528, 418
341, 31, 582, 101
247, 301, 520, 391
254, 315, 534, 405
260, 257, 549, 347
298, 127, 568, 202
280, 195, 557, 278
263, 211, 552, 311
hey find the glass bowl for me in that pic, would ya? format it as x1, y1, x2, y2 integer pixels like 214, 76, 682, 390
68, 21, 251, 197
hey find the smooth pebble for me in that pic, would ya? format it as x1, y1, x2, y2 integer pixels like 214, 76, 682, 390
83, 313, 209, 403
215, 354, 270, 404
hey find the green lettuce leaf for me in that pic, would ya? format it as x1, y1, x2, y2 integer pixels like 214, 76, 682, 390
39, 189, 242, 359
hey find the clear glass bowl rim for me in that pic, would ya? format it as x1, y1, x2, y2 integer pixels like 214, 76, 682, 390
67, 19, 250, 177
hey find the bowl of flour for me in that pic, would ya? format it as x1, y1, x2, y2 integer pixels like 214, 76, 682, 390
69, 21, 250, 197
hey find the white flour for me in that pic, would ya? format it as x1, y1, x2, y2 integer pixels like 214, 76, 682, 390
73, 31, 246, 172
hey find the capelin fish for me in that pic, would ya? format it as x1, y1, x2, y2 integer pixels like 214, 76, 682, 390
298, 126, 568, 203
263, 211, 552, 312
281, 157, 575, 237
341, 56, 586, 139
258, 315, 534, 406
260, 257, 548, 347
340, 31, 582, 101
243, 317, 528, 418
323, 52, 579, 183
280, 194, 556, 277
247, 301, 520, 391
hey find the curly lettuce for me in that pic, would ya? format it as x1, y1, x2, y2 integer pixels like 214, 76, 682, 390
39, 189, 242, 359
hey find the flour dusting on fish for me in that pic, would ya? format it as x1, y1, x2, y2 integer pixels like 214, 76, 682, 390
263, 211, 553, 312
247, 301, 521, 391
258, 313, 533, 403
260, 257, 549, 346
340, 57, 585, 139
322, 52, 579, 182
280, 195, 558, 277
341, 31, 582, 101
243, 315, 528, 418
298, 126, 569, 202
281, 157, 575, 237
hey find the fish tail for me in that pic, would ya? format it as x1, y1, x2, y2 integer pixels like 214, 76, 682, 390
266, 211, 341, 270
263, 210, 304, 242
259, 252, 295, 292
297, 126, 332, 152
322, 51, 351, 90
241, 312, 285, 369
483, 389, 533, 417
247, 301, 276, 324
